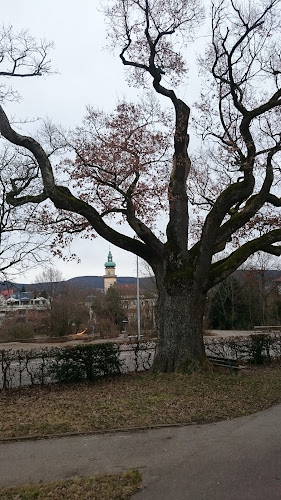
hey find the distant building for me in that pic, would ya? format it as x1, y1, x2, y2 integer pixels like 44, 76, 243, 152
0, 291, 50, 323
118, 284, 156, 335
0, 289, 14, 300
104, 250, 117, 292
103, 252, 157, 335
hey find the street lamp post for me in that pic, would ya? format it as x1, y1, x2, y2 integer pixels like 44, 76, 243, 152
137, 255, 141, 341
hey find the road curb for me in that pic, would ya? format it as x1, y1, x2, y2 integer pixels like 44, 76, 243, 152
0, 420, 203, 444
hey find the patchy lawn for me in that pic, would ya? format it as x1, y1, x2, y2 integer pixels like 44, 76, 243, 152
0, 470, 141, 500
1, 365, 281, 439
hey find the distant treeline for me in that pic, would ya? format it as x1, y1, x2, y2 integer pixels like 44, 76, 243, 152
207, 270, 281, 330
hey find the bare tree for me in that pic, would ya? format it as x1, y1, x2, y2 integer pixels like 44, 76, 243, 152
0, 28, 55, 278
34, 266, 64, 302
242, 252, 281, 325
0, 145, 53, 278
0, 24, 53, 102
1, 1, 281, 372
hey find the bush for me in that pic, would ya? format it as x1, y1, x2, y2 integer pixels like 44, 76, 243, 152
248, 334, 271, 365
204, 333, 281, 364
0, 343, 123, 389
49, 343, 122, 383
0, 348, 53, 388
0, 320, 35, 341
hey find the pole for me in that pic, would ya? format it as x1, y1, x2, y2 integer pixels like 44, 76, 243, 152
137, 255, 141, 341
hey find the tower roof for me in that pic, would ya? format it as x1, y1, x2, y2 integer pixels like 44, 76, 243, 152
104, 250, 116, 268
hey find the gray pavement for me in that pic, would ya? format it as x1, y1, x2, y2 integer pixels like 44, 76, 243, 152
1, 404, 281, 499
0, 329, 270, 351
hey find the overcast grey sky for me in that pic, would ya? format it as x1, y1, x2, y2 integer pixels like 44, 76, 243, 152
1, 0, 202, 283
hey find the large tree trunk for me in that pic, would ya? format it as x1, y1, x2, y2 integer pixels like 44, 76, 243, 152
153, 282, 208, 373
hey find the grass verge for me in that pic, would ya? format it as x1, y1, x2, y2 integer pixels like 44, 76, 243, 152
0, 469, 141, 500
1, 364, 281, 439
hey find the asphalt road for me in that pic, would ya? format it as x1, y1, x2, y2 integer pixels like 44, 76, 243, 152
1, 404, 281, 499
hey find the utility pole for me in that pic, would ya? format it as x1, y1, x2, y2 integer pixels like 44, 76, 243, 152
137, 255, 141, 341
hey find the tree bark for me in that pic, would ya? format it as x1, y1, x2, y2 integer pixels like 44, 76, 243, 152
153, 280, 207, 372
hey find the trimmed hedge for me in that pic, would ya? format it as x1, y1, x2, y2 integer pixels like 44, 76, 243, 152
204, 333, 281, 365
0, 343, 122, 389
50, 343, 122, 383
1, 334, 280, 390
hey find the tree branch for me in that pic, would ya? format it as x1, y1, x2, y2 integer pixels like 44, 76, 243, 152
209, 228, 281, 287
0, 105, 162, 265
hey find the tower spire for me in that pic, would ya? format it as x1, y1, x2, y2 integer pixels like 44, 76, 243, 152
104, 248, 117, 292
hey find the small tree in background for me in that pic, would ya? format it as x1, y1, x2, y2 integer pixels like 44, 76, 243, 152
0, 315, 34, 341
44, 287, 90, 337
242, 253, 281, 325
88, 287, 127, 338
105, 285, 127, 333
34, 267, 65, 304
208, 276, 248, 330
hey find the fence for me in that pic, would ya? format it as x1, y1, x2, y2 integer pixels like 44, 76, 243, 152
0, 343, 122, 389
0, 341, 155, 389
204, 333, 281, 364
1, 334, 281, 389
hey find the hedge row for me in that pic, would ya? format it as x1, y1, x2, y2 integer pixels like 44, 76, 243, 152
204, 333, 281, 365
0, 343, 122, 389
1, 334, 281, 389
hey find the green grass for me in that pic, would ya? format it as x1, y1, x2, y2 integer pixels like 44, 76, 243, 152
0, 470, 141, 500
1, 365, 281, 439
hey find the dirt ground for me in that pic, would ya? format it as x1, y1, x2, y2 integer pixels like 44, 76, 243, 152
0, 329, 271, 351
0, 335, 121, 351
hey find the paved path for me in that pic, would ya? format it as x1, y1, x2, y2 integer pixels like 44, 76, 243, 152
1, 404, 281, 499
0, 330, 265, 350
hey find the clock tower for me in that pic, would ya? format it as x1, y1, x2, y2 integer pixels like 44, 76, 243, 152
104, 249, 117, 292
